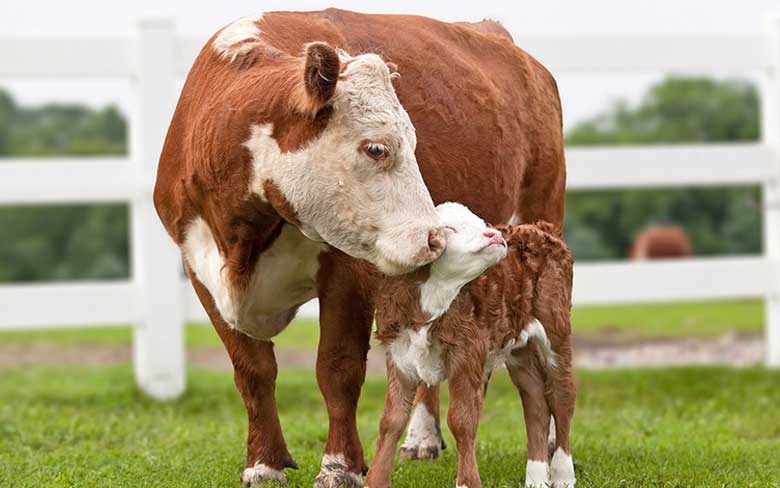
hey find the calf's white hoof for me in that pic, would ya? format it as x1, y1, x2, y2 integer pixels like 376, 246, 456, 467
550, 447, 576, 488
524, 459, 550, 488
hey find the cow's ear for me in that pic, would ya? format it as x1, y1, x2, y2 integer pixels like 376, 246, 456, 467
302, 42, 340, 111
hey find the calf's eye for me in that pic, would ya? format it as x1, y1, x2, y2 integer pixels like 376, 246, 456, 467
444, 226, 457, 233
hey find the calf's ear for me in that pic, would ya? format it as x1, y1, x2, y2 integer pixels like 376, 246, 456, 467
301, 42, 340, 113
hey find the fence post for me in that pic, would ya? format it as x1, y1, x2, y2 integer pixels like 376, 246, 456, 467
762, 14, 780, 368
130, 18, 185, 398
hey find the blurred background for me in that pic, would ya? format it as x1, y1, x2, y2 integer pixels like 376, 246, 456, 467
1, 1, 780, 487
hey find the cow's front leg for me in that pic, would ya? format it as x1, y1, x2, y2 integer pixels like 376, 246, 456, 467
190, 277, 295, 486
314, 253, 376, 488
398, 384, 446, 461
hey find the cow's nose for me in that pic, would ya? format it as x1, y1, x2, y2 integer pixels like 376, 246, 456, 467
428, 227, 446, 257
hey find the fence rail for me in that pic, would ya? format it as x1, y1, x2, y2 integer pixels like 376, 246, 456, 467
0, 17, 779, 399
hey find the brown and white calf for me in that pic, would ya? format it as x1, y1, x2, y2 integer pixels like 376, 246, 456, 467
154, 8, 566, 487
368, 203, 576, 488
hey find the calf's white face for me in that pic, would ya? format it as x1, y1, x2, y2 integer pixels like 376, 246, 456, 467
432, 202, 507, 282
419, 202, 507, 319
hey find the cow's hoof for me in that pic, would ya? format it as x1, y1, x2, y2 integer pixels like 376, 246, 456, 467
241, 462, 288, 486
313, 454, 363, 488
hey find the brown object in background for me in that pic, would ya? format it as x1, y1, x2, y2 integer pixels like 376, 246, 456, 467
628, 225, 693, 260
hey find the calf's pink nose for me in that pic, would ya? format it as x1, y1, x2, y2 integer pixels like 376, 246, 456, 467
484, 230, 504, 245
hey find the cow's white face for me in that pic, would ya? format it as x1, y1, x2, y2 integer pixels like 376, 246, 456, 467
246, 45, 444, 275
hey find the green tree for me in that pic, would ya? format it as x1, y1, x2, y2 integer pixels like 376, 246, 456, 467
0, 87, 129, 282
565, 77, 762, 259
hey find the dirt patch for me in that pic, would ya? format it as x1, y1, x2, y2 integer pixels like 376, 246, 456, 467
0, 343, 131, 369
574, 332, 764, 369
0, 332, 765, 372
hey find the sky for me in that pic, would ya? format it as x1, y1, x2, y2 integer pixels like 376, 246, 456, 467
1, 0, 779, 128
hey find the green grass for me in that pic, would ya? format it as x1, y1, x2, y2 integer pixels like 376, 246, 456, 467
571, 299, 763, 340
1, 366, 779, 487
0, 318, 320, 351
0, 300, 763, 349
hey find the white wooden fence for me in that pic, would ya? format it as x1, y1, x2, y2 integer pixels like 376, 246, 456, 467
1, 17, 779, 399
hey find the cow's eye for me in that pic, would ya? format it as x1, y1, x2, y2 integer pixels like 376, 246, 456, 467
363, 142, 388, 160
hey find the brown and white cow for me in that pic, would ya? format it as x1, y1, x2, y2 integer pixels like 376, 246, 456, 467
154, 8, 565, 487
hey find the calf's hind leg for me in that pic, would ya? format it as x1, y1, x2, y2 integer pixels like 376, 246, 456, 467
364, 360, 418, 488
546, 338, 576, 488
507, 349, 552, 488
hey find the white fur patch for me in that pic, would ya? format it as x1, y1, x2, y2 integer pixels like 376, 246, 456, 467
524, 319, 558, 367
388, 326, 446, 386
213, 15, 264, 62
241, 462, 286, 485
484, 319, 557, 376
550, 447, 575, 488
401, 404, 440, 452
183, 218, 321, 339
182, 216, 238, 325
419, 275, 468, 320
525, 460, 550, 488
243, 123, 323, 243
509, 212, 521, 225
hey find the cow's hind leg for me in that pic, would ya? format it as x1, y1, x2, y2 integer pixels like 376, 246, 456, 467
314, 252, 376, 488
398, 384, 446, 461
190, 277, 295, 486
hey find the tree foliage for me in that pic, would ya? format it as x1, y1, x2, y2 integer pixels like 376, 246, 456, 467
0, 88, 128, 282
565, 77, 762, 260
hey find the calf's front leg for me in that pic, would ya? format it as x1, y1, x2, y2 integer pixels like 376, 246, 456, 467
364, 360, 417, 488
447, 371, 486, 488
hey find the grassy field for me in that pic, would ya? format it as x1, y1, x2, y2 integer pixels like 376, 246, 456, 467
0, 299, 764, 351
1, 365, 779, 487
571, 299, 763, 340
